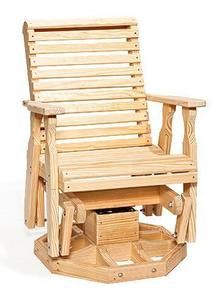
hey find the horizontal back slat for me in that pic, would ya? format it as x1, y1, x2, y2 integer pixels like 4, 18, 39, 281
55, 124, 150, 139
28, 29, 138, 41
29, 41, 139, 54
57, 111, 148, 126
30, 54, 140, 66
56, 137, 151, 153
32, 66, 141, 79
26, 18, 137, 29
34, 90, 145, 102
40, 100, 147, 113
33, 78, 143, 91
24, 18, 152, 152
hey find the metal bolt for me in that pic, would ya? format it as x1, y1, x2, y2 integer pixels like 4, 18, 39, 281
118, 272, 124, 278
152, 268, 157, 273
168, 201, 173, 208
173, 232, 178, 238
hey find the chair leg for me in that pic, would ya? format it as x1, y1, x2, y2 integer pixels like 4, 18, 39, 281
59, 202, 75, 256
184, 183, 197, 242
24, 113, 42, 229
45, 116, 59, 258
175, 193, 192, 243
36, 177, 45, 227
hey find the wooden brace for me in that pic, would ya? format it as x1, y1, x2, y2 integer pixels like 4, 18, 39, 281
59, 201, 75, 256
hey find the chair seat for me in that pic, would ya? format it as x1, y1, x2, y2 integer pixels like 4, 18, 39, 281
39, 145, 197, 192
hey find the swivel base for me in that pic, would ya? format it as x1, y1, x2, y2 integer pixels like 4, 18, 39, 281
34, 223, 187, 283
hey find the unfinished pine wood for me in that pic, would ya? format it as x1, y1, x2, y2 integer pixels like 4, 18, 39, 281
56, 137, 151, 153
44, 116, 59, 257
56, 111, 148, 126
129, 25, 153, 216
59, 192, 86, 223
59, 201, 75, 256
175, 194, 192, 244
62, 172, 197, 192
183, 107, 197, 162
34, 223, 186, 283
36, 177, 45, 227
32, 66, 141, 79
22, 18, 206, 284
28, 29, 139, 41
183, 107, 197, 242
33, 78, 143, 91
26, 18, 137, 29
60, 155, 195, 179
24, 113, 42, 228
55, 124, 150, 140
147, 94, 206, 108
159, 186, 183, 215
184, 183, 197, 242
29, 41, 139, 55
30, 54, 140, 67
158, 104, 176, 154
84, 210, 139, 245
72, 186, 161, 210
24, 19, 151, 153
24, 99, 146, 115
151, 104, 175, 216
35, 90, 145, 102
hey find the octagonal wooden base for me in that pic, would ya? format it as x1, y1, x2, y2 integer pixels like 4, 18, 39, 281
34, 223, 187, 283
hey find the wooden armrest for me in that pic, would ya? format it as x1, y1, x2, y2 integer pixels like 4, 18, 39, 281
23, 100, 65, 115
146, 94, 206, 108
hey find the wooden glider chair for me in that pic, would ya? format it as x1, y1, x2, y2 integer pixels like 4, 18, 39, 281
23, 18, 205, 282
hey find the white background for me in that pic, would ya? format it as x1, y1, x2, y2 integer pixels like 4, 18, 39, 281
0, 0, 211, 299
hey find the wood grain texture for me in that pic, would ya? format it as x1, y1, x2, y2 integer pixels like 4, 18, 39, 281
35, 90, 145, 102
183, 108, 197, 242
32, 66, 141, 79
29, 41, 139, 54
183, 107, 197, 162
33, 78, 143, 91
59, 192, 86, 223
184, 183, 197, 242
175, 194, 192, 243
44, 116, 59, 257
30, 54, 140, 67
84, 210, 139, 245
55, 124, 150, 140
59, 201, 75, 256
62, 172, 197, 192
159, 186, 183, 215
26, 17, 137, 29
56, 137, 151, 153
36, 177, 45, 227
56, 111, 148, 126
24, 113, 42, 228
147, 94, 206, 108
158, 104, 176, 154
28, 29, 139, 41
34, 223, 186, 283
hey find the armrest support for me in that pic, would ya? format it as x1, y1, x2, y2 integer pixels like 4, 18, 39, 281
146, 94, 206, 108
158, 104, 176, 154
23, 100, 65, 115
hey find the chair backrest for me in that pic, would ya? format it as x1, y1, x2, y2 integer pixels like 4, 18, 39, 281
23, 18, 152, 153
